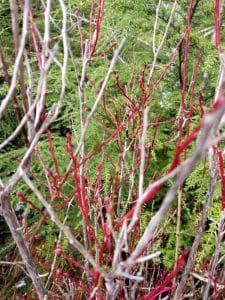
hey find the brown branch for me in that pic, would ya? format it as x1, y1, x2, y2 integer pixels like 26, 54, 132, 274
174, 149, 217, 299
0, 46, 27, 143
123, 102, 225, 269
0, 0, 29, 118
0, 192, 47, 299
10, 0, 29, 114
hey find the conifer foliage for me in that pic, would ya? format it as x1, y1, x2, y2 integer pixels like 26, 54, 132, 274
1, 0, 225, 299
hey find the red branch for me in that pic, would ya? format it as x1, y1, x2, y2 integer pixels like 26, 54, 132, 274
80, 103, 140, 167
115, 122, 201, 230
89, 0, 105, 57
46, 130, 60, 179
215, 146, 225, 210
144, 115, 160, 174
178, 0, 195, 145
66, 134, 100, 250
17, 192, 43, 214
198, 91, 205, 117
140, 249, 189, 300
75, 10, 84, 58
29, 6, 42, 70
215, 0, 221, 54
55, 248, 93, 275
186, 48, 203, 138
114, 72, 133, 107
115, 98, 225, 229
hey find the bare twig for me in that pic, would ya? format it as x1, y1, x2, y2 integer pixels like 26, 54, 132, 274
21, 171, 108, 279
174, 149, 217, 299
0, 44, 58, 150
148, 0, 177, 85
124, 102, 225, 269
128, 107, 149, 232
0, 192, 47, 299
66, 37, 126, 172
0, 0, 29, 118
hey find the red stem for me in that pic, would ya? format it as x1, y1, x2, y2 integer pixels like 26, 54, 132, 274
214, 146, 225, 210
29, 6, 42, 70
140, 249, 189, 300
215, 0, 221, 54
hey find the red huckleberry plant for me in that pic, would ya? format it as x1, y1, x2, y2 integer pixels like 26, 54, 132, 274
1, 0, 225, 299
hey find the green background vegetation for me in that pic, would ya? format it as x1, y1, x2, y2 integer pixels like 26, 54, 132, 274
0, 0, 224, 298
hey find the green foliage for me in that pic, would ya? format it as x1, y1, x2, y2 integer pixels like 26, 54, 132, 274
0, 0, 224, 297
